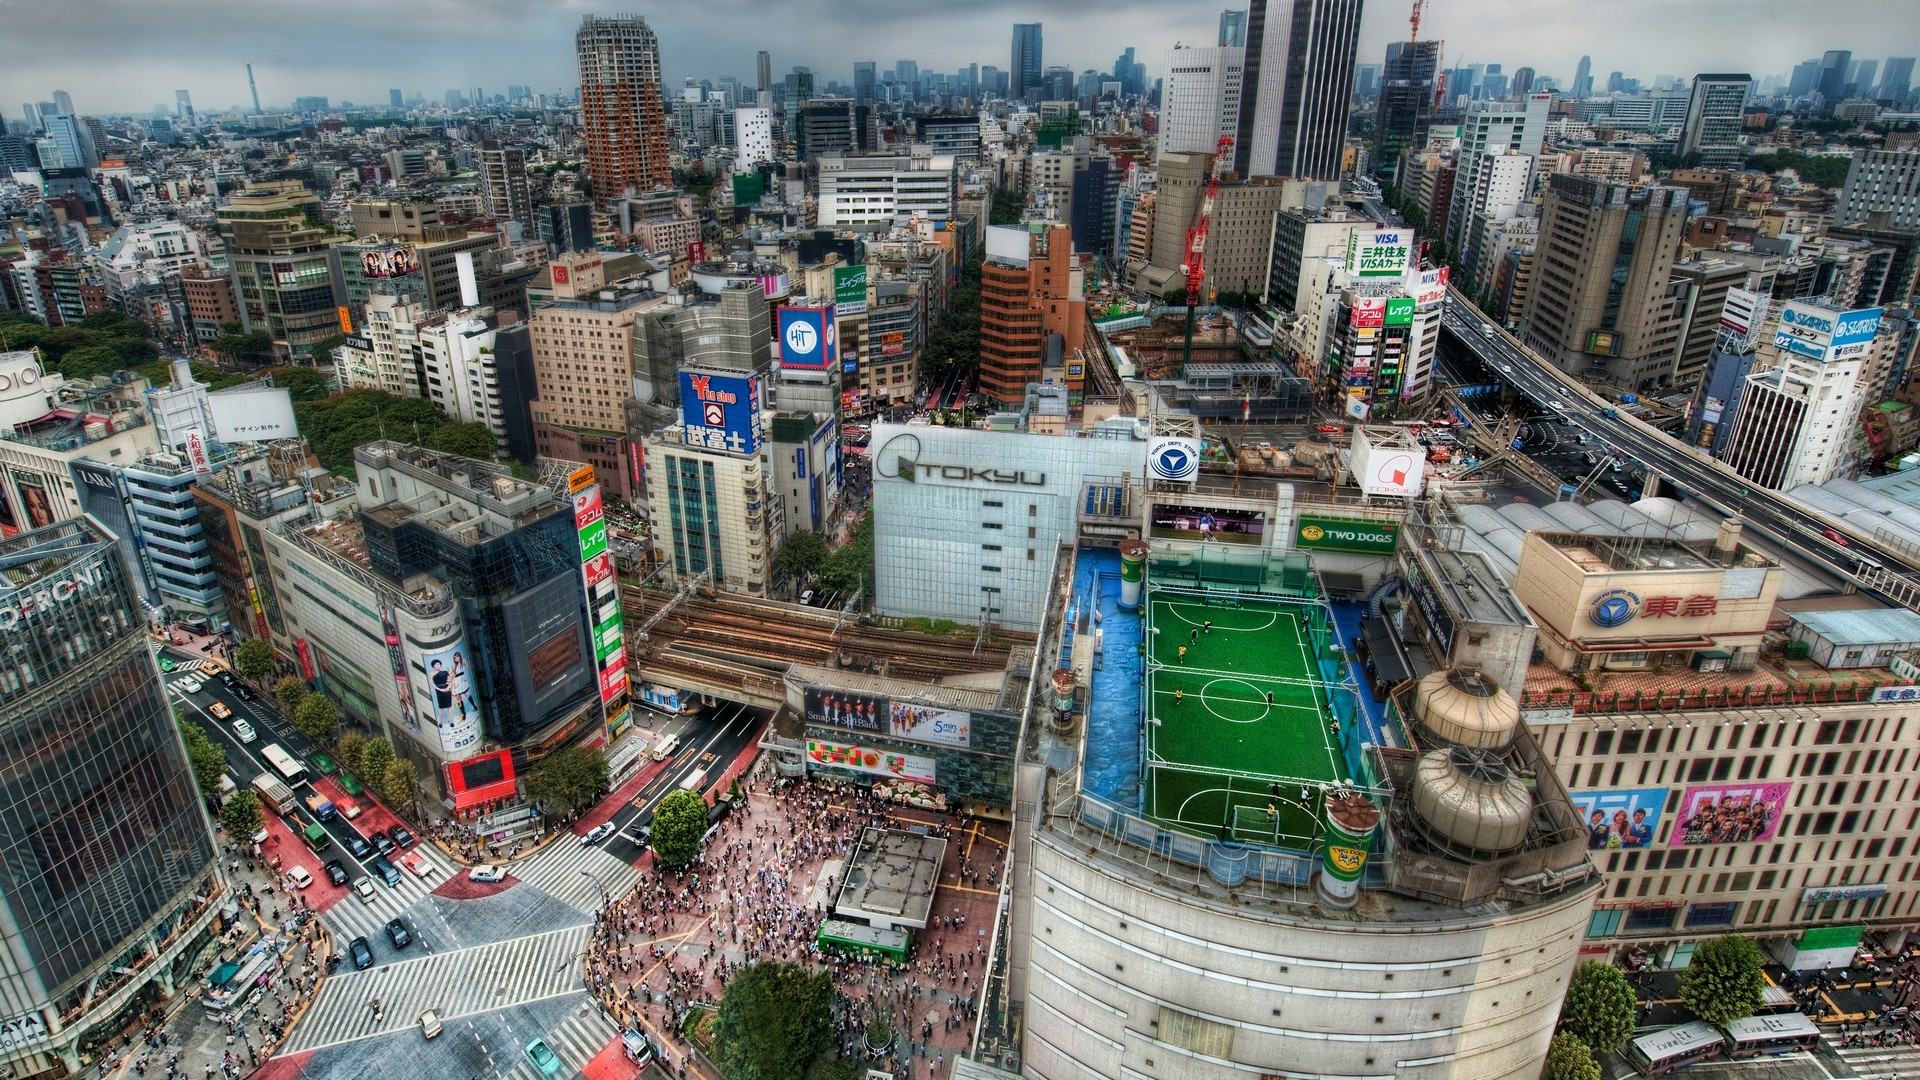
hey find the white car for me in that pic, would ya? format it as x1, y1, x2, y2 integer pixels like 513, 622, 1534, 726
1547, 400, 1565, 410
581, 822, 617, 846
469, 864, 505, 883
176, 677, 200, 694
231, 719, 257, 744
288, 865, 313, 889
1498, 365, 1513, 374
354, 878, 377, 903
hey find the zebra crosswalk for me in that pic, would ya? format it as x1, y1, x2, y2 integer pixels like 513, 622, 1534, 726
283, 924, 594, 1053
506, 840, 642, 915
1837, 1041, 1920, 1078
318, 847, 457, 942
498, 1002, 621, 1080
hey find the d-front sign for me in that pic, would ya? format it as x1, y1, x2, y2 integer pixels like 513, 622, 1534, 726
0, 562, 111, 632
876, 432, 1046, 488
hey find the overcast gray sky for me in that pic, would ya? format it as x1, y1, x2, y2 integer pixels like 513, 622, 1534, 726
6, 0, 1914, 116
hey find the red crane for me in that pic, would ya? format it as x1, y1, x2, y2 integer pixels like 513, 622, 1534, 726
1180, 134, 1235, 375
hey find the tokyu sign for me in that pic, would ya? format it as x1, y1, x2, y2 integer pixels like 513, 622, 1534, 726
1295, 514, 1400, 554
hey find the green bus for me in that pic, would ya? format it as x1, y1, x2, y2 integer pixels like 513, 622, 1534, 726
302, 821, 331, 853
817, 918, 909, 964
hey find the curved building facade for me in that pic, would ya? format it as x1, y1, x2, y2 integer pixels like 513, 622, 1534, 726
0, 519, 222, 1077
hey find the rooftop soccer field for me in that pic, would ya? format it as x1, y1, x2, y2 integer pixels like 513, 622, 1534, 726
1143, 586, 1356, 848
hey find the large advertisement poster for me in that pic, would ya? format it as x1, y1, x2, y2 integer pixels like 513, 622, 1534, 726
359, 245, 420, 278
806, 740, 937, 785
889, 702, 970, 749
10, 469, 56, 530
0, 479, 17, 537
777, 306, 837, 371
804, 687, 887, 734
1570, 787, 1667, 850
1294, 514, 1399, 555
679, 370, 763, 456
1148, 503, 1266, 546
574, 483, 626, 713
418, 641, 482, 754
1670, 782, 1792, 847
834, 265, 868, 316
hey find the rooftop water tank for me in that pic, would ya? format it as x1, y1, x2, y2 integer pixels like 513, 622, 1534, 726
1412, 669, 1519, 750
1410, 747, 1532, 857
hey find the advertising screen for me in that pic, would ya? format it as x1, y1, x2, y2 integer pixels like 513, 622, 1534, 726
805, 740, 937, 785
416, 641, 482, 754
1148, 503, 1266, 545
804, 687, 888, 734
778, 307, 837, 371
678, 370, 763, 456
9, 469, 55, 530
359, 245, 420, 278
1570, 787, 1667, 850
1294, 514, 1399, 555
834, 265, 868, 316
208, 386, 299, 443
1670, 782, 1792, 846
573, 483, 626, 710
888, 702, 971, 748
1348, 229, 1411, 277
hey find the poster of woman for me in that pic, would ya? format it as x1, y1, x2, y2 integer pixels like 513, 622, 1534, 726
1569, 787, 1667, 850
11, 470, 55, 529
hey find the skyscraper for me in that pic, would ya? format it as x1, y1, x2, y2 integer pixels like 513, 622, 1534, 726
1837, 146, 1920, 231
1219, 8, 1248, 47
1011, 23, 1044, 101
389, 88, 404, 109
1510, 66, 1535, 98
479, 139, 533, 229
1679, 74, 1752, 167
576, 14, 671, 205
1235, 0, 1363, 180
1882, 57, 1916, 102
854, 61, 877, 105
1817, 50, 1853, 105
1159, 42, 1245, 161
1373, 39, 1441, 183
896, 60, 920, 101
1571, 54, 1592, 97
756, 50, 773, 94
51, 89, 74, 116
1850, 59, 1879, 98
175, 89, 195, 126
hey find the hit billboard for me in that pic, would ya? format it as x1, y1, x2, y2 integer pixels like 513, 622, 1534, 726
679, 370, 763, 456
778, 306, 837, 371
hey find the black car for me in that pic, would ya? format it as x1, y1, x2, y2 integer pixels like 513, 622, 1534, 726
346, 834, 373, 859
349, 936, 374, 970
389, 825, 415, 848
233, 684, 254, 701
323, 859, 349, 886
385, 919, 412, 949
370, 831, 395, 855
217, 671, 237, 687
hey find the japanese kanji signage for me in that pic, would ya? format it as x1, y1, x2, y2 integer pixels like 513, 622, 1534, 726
1347, 229, 1411, 277
1588, 590, 1719, 627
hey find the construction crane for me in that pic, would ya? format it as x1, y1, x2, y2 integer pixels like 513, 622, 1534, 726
1409, 0, 1425, 41
1180, 133, 1234, 377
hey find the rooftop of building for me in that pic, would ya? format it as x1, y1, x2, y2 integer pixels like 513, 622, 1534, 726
355, 441, 562, 538
0, 516, 113, 593
3, 373, 151, 452
830, 826, 945, 930
1529, 528, 1770, 573
1425, 547, 1533, 627
1789, 607, 1920, 646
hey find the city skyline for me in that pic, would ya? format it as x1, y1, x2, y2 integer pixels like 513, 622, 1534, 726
6, 0, 1914, 114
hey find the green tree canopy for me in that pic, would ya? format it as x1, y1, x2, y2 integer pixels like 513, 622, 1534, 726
220, 788, 265, 839
294, 388, 468, 475
650, 789, 708, 866
177, 719, 227, 798
524, 745, 611, 817
1678, 935, 1766, 1025
233, 638, 277, 682
337, 731, 369, 777
1541, 1031, 1601, 1080
274, 675, 310, 716
381, 758, 419, 811
773, 530, 829, 583
422, 420, 499, 461
712, 962, 838, 1080
1161, 286, 1189, 306
209, 328, 276, 366
989, 186, 1024, 225
1743, 150, 1852, 189
1559, 961, 1637, 1054
294, 694, 339, 742
360, 737, 396, 793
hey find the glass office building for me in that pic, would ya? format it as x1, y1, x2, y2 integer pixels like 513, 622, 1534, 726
0, 518, 222, 1077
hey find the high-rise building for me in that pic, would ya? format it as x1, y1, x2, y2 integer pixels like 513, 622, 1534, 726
389, 88, 404, 109
216, 181, 345, 361
977, 223, 1085, 403
1851, 59, 1880, 98
756, 50, 773, 94
1720, 303, 1876, 489
1571, 54, 1593, 97
815, 148, 956, 227
1520, 175, 1690, 389
1882, 57, 1916, 102
1158, 43, 1245, 161
853, 61, 877, 105
576, 14, 671, 205
1679, 73, 1752, 167
733, 107, 774, 173
1510, 66, 1535, 98
1838, 146, 1920, 231
895, 60, 920, 101
50, 89, 74, 116
1444, 94, 1548, 254
1817, 49, 1854, 105
478, 139, 532, 230
1373, 39, 1441, 183
175, 89, 195, 126
1011, 23, 1044, 101
1788, 58, 1822, 98
1235, 0, 1362, 180
0, 517, 222, 1080
1219, 8, 1248, 47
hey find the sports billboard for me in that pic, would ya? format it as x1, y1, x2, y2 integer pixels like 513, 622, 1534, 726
1570, 787, 1667, 850
208, 386, 298, 443
359, 244, 420, 278
1146, 437, 1202, 482
834, 265, 868, 317
777, 306, 837, 371
1148, 503, 1265, 545
1294, 514, 1399, 555
1670, 782, 1791, 847
888, 702, 971, 749
679, 370, 763, 456
805, 740, 937, 785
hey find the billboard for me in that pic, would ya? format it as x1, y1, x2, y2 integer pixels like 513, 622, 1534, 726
834, 265, 869, 317
1294, 514, 1399, 555
1359, 448, 1424, 498
183, 430, 213, 477
1148, 502, 1266, 545
1347, 229, 1411, 277
679, 370, 763, 456
208, 386, 298, 443
1570, 787, 1667, 850
985, 225, 1031, 267
1146, 437, 1202, 482
9, 469, 55, 530
1413, 267, 1449, 306
417, 640, 482, 754
888, 702, 971, 749
806, 740, 937, 785
777, 306, 837, 371
1385, 297, 1416, 326
359, 244, 420, 278
574, 484, 626, 710
1770, 301, 1880, 361
1670, 782, 1792, 847
804, 687, 887, 734
1350, 297, 1387, 328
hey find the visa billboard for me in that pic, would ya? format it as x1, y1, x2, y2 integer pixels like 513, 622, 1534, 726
679, 370, 763, 456
778, 306, 837, 371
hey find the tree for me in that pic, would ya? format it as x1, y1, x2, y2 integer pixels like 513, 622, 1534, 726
233, 638, 277, 682
423, 420, 499, 461
304, 334, 348, 368
337, 731, 368, 777
712, 962, 837, 1080
360, 737, 396, 790
523, 745, 611, 817
988, 186, 1023, 225
1161, 286, 1189, 306
208, 328, 276, 366
1559, 962, 1637, 1054
650, 789, 708, 866
220, 789, 265, 840
1678, 934, 1766, 1025
177, 720, 227, 798
1541, 1032, 1601, 1080
294, 694, 339, 742
274, 675, 309, 716
773, 530, 829, 583
381, 758, 419, 812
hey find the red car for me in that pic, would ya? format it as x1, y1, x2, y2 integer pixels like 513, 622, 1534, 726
1820, 529, 1848, 546
1315, 423, 1343, 434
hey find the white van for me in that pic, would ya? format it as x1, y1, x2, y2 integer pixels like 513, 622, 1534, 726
679, 769, 707, 793
651, 735, 680, 761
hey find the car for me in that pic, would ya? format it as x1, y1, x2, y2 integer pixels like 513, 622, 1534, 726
233, 685, 253, 702
524, 1038, 563, 1078
288, 865, 313, 889
582, 822, 617, 845
1479, 324, 1497, 337
650, 734, 680, 761
323, 860, 349, 886
417, 1009, 443, 1040
354, 878, 377, 904
370, 831, 395, 855
1547, 400, 1565, 410
371, 855, 401, 886
217, 671, 237, 687
1314, 423, 1343, 434
400, 851, 433, 878
346, 834, 372, 859
621, 1029, 655, 1069
175, 677, 200, 694
209, 702, 232, 720
349, 936, 374, 970
1498, 364, 1513, 374
798, 588, 816, 606
1820, 528, 1849, 546
469, 864, 505, 883
388, 825, 414, 848
385, 918, 412, 949
157, 656, 178, 672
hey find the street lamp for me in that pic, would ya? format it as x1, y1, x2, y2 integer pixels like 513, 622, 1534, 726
579, 868, 608, 906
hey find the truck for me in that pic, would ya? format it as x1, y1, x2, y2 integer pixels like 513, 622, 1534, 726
251, 774, 297, 817
303, 792, 337, 822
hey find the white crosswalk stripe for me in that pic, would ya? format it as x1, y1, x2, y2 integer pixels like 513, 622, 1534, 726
317, 846, 456, 942
506, 840, 641, 915
283, 924, 594, 1053
500, 1003, 621, 1080
1837, 1042, 1920, 1078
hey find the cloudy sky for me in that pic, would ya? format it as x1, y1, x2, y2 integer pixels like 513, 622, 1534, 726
5, 0, 1914, 116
